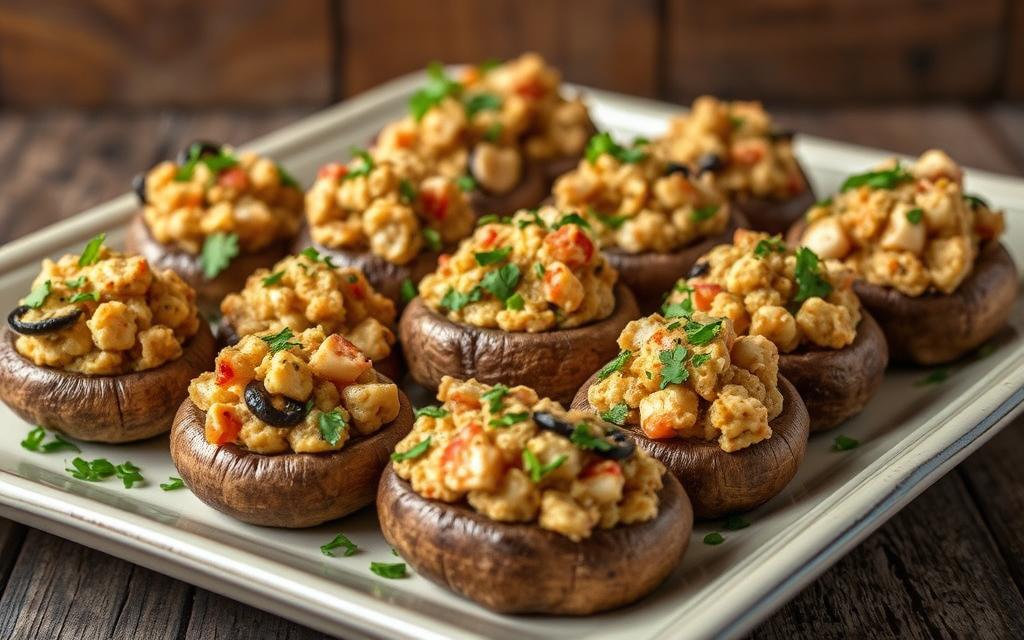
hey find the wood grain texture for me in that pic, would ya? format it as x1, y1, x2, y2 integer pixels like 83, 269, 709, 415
664, 0, 1006, 104
0, 1, 332, 107
183, 589, 329, 640
1006, 0, 1024, 98
337, 0, 659, 97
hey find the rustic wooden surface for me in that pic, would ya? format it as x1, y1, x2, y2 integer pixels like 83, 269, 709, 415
2, 1, 1024, 106
0, 105, 1021, 639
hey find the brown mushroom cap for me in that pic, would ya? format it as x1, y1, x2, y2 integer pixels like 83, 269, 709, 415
170, 375, 414, 528
468, 161, 549, 218
0, 322, 216, 443
731, 163, 816, 236
572, 374, 809, 519
125, 213, 292, 313
605, 210, 746, 315
377, 464, 692, 614
779, 310, 888, 431
399, 284, 640, 405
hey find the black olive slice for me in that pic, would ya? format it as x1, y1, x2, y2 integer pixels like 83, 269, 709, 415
687, 261, 710, 278
534, 411, 574, 437
602, 429, 636, 460
534, 411, 636, 460
243, 380, 310, 428
7, 305, 83, 336
696, 153, 725, 175
176, 140, 222, 165
665, 162, 691, 178
132, 173, 147, 205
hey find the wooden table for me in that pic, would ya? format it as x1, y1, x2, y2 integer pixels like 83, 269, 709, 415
0, 105, 1021, 639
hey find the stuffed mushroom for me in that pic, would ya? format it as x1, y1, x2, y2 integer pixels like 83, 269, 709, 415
126, 141, 304, 311
378, 376, 692, 614
0, 235, 215, 442
791, 150, 1018, 365
171, 326, 413, 528
657, 96, 814, 234
372, 53, 595, 218
663, 229, 888, 431
400, 207, 639, 405
217, 250, 401, 380
552, 132, 740, 311
572, 312, 809, 518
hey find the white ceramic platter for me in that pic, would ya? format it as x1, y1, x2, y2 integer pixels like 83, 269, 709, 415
0, 73, 1022, 640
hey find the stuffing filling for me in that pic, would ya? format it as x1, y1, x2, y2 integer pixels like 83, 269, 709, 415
587, 313, 783, 452
664, 230, 861, 352
657, 96, 806, 201
188, 327, 399, 454
552, 133, 731, 253
373, 53, 593, 195
305, 150, 474, 265
800, 149, 1006, 296
220, 251, 396, 362
391, 376, 665, 541
142, 144, 303, 254
418, 206, 617, 331
13, 238, 200, 375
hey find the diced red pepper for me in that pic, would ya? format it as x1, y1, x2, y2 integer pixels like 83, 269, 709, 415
214, 360, 235, 386
217, 167, 249, 190
205, 406, 241, 445
693, 282, 722, 311
581, 460, 623, 478
317, 163, 348, 181
481, 227, 498, 248
348, 282, 365, 300
544, 225, 594, 269
420, 188, 449, 221
515, 81, 546, 99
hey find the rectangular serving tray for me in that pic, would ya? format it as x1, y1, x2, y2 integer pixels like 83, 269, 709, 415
0, 74, 1022, 640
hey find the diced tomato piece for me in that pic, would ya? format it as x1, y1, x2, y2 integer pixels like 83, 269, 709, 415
642, 415, 677, 440
348, 282, 365, 300
214, 360, 235, 386
438, 254, 451, 271
394, 130, 416, 148
460, 67, 481, 85
449, 391, 481, 412
693, 282, 722, 311
317, 163, 348, 181
420, 188, 449, 221
217, 167, 249, 190
442, 423, 483, 470
205, 405, 242, 445
481, 227, 498, 248
731, 140, 765, 165
544, 225, 594, 269
580, 460, 623, 478
515, 81, 546, 99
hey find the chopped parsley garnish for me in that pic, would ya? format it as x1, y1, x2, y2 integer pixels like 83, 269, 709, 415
729, 115, 745, 129
964, 194, 989, 210
815, 198, 833, 208
489, 411, 529, 428
839, 164, 912, 192
552, 213, 591, 230
422, 228, 442, 252
78, 233, 107, 267
321, 533, 359, 557
690, 352, 711, 368
318, 410, 348, 445
160, 477, 186, 491
596, 350, 631, 381
409, 62, 461, 121
199, 232, 240, 279
69, 292, 99, 304
262, 270, 285, 287
659, 345, 689, 389
484, 122, 503, 142
23, 280, 51, 309
115, 461, 144, 489
833, 435, 860, 451
723, 515, 750, 531
684, 319, 723, 346
478, 58, 502, 73
474, 246, 512, 266
662, 289, 693, 319
480, 263, 521, 302
505, 292, 525, 311
390, 437, 431, 462
298, 246, 336, 268
440, 286, 482, 311
346, 148, 374, 180
600, 403, 630, 426
260, 327, 302, 353
703, 532, 725, 546
65, 276, 86, 290
370, 561, 407, 579
464, 92, 502, 117
414, 405, 449, 419
570, 423, 613, 453
277, 164, 300, 189
456, 175, 476, 192
400, 278, 418, 303
518, 209, 547, 230
398, 179, 417, 204
905, 207, 923, 225
915, 368, 950, 386
534, 263, 545, 278
66, 457, 116, 482
690, 204, 719, 222
592, 209, 628, 230
585, 132, 648, 164
793, 247, 832, 302
753, 236, 787, 258
175, 143, 238, 181
476, 214, 507, 226
480, 384, 510, 412
522, 449, 567, 482
20, 427, 80, 454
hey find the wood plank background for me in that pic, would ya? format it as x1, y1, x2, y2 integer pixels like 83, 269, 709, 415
1, 0, 1022, 107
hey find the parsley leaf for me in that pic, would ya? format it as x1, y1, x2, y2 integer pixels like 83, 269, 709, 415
553, 212, 591, 230
260, 327, 302, 353
724, 515, 750, 530
480, 384, 509, 412
905, 207, 923, 225
414, 405, 449, 419
480, 263, 521, 301
78, 233, 106, 267
175, 144, 238, 181
690, 352, 711, 368
409, 62, 461, 121
440, 286, 482, 312
684, 319, 723, 346
391, 437, 431, 462
277, 164, 300, 189
199, 232, 239, 279
69, 291, 99, 304
505, 292, 525, 311
522, 449, 567, 482
456, 175, 476, 192
464, 92, 502, 117
753, 236, 786, 258
592, 209, 629, 229
318, 410, 348, 445
659, 346, 690, 389
915, 369, 950, 386
20, 427, 80, 454
160, 477, 186, 491
833, 435, 859, 451
400, 278, 418, 303
570, 423, 613, 452
475, 246, 512, 266
66, 457, 116, 482
840, 164, 912, 192
422, 228, 442, 252
489, 411, 529, 428
691, 204, 719, 222
24, 280, 51, 309
600, 402, 630, 426
585, 132, 648, 164
964, 194, 989, 210
533, 263, 545, 278
65, 276, 86, 290
262, 270, 285, 287
483, 122, 503, 142
346, 148, 374, 180
320, 533, 358, 557
793, 247, 833, 302
399, 179, 417, 204
703, 532, 725, 545
115, 461, 144, 488
596, 350, 631, 381
370, 561, 406, 579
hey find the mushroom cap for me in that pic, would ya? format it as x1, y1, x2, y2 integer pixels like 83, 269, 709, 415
377, 464, 692, 614
731, 163, 816, 235
399, 283, 640, 405
0, 322, 216, 443
125, 213, 292, 314
605, 210, 746, 315
292, 226, 440, 312
779, 309, 889, 431
170, 375, 414, 528
468, 161, 549, 219
572, 374, 809, 519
